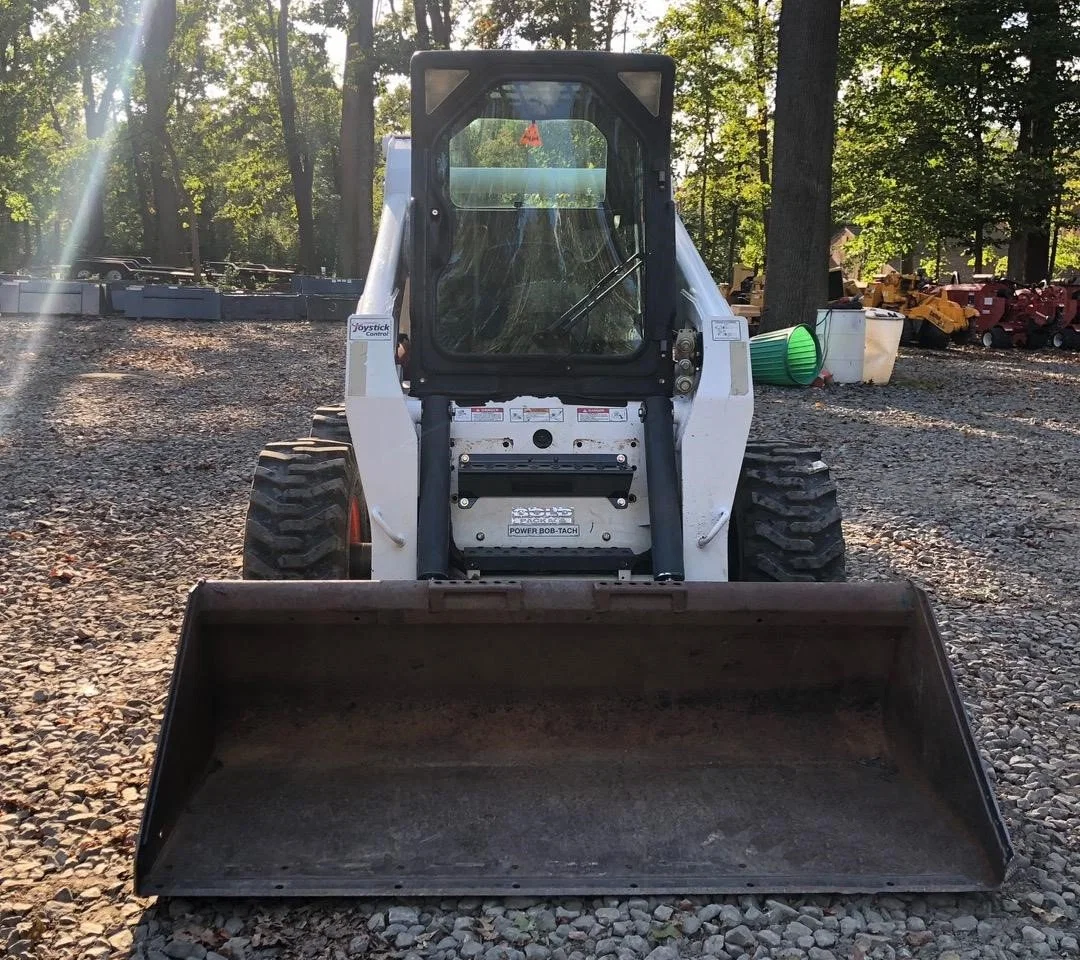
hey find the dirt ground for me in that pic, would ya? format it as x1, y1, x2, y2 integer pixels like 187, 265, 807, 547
0, 318, 1077, 960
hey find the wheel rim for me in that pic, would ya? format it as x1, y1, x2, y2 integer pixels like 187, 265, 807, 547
982, 331, 994, 347
1054, 332, 1065, 348
348, 496, 364, 545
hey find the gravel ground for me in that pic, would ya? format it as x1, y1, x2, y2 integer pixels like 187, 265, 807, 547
1, 318, 1078, 960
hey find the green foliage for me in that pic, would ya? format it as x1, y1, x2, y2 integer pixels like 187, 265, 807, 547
834, 0, 1080, 278
652, 0, 776, 282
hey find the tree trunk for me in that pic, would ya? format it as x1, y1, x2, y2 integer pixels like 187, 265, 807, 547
727, 200, 740, 285
750, 0, 770, 257
1022, 1, 1056, 284
164, 132, 200, 279
572, 0, 594, 49
1008, 0, 1058, 285
82, 108, 109, 254
140, 0, 183, 263
970, 61, 985, 277
77, 0, 117, 255
276, 0, 317, 272
124, 92, 156, 252
1049, 190, 1061, 279
338, 0, 375, 278
759, 0, 841, 333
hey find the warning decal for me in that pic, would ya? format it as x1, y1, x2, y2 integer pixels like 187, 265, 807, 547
453, 406, 504, 422
510, 407, 564, 423
576, 407, 628, 423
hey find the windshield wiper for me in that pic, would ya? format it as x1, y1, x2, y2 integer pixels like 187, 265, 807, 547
546, 251, 644, 334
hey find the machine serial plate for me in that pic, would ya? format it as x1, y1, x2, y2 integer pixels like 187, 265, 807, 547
508, 506, 579, 537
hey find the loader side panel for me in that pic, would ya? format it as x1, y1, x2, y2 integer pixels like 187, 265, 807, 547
136, 580, 1011, 897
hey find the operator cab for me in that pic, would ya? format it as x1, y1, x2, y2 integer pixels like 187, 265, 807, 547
409, 50, 676, 403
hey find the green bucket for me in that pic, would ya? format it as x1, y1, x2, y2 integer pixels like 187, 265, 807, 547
750, 324, 823, 386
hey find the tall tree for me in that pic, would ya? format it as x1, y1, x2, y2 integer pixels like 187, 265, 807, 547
275, 0, 316, 270
414, 0, 452, 49
140, 0, 183, 262
74, 0, 125, 252
654, 0, 776, 280
338, 0, 375, 277
759, 0, 840, 332
1007, 0, 1065, 283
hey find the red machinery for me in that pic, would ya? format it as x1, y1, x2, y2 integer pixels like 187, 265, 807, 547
959, 276, 1055, 349
1046, 282, 1080, 349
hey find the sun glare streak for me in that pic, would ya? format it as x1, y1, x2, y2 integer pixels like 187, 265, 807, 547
0, 0, 159, 439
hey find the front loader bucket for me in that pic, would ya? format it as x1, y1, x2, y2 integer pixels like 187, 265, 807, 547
136, 580, 1011, 897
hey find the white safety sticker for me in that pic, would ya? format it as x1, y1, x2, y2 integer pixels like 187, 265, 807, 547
510, 407, 564, 422
348, 316, 392, 341
711, 318, 741, 341
984, 297, 995, 306
508, 506, 578, 537
576, 406, 628, 422
453, 406, 504, 422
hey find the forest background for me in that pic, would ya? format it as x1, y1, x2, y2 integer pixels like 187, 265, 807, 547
2, 0, 1078, 285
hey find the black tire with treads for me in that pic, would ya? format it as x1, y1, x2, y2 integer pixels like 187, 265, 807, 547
310, 404, 351, 445
729, 439, 846, 582
243, 439, 364, 580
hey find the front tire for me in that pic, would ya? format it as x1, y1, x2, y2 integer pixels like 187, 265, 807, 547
310, 404, 351, 444
243, 439, 367, 580
729, 440, 846, 582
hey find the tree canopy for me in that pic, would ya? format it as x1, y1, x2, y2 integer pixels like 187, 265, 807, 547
2, 0, 1079, 284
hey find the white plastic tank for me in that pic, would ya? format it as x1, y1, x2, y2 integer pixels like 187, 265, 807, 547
817, 308, 905, 384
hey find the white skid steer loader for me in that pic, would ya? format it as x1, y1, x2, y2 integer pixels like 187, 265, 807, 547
136, 50, 1011, 897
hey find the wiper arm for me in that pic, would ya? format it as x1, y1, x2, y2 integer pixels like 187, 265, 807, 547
547, 251, 644, 334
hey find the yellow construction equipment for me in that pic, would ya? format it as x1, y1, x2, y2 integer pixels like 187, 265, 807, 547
863, 269, 976, 347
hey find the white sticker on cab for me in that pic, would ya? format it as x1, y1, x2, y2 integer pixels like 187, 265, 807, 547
711, 318, 741, 341
348, 316, 393, 341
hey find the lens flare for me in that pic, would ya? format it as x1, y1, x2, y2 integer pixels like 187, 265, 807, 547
0, 0, 158, 437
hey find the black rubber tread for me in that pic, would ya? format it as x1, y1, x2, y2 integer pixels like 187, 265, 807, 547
985, 325, 1012, 348
917, 320, 951, 349
243, 439, 361, 580
310, 404, 351, 445
1023, 325, 1050, 350
729, 439, 846, 582
1056, 328, 1080, 350
308, 404, 373, 577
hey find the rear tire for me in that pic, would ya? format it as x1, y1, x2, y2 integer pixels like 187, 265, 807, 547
243, 439, 369, 580
729, 440, 846, 582
310, 404, 351, 444
983, 326, 1011, 348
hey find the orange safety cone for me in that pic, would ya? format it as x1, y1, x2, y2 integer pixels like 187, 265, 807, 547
519, 121, 542, 148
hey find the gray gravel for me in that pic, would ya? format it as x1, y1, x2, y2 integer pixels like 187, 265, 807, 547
1, 319, 1078, 959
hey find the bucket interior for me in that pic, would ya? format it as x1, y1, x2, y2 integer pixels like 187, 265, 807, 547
136, 581, 1009, 896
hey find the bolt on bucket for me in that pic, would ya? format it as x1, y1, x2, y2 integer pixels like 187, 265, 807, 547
136, 579, 1011, 898
750, 324, 823, 386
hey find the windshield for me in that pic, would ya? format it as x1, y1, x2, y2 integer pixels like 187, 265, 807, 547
434, 80, 645, 357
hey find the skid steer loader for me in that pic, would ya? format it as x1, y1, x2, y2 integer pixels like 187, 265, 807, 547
136, 50, 1011, 897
